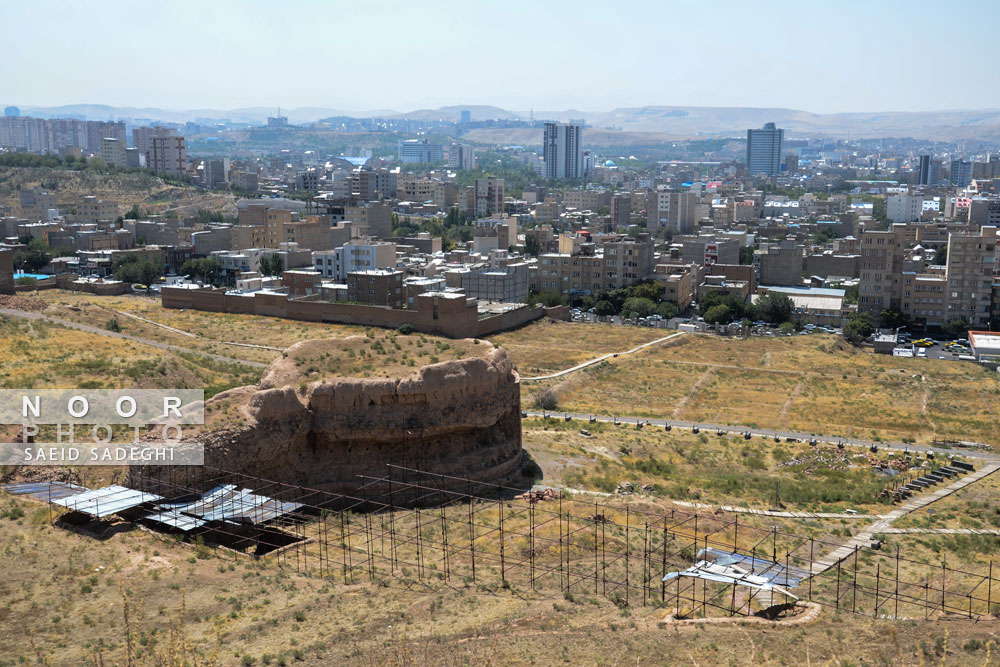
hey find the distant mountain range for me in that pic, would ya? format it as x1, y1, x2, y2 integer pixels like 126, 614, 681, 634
8, 103, 1000, 140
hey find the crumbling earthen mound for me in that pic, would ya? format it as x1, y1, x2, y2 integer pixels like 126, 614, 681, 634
133, 338, 523, 501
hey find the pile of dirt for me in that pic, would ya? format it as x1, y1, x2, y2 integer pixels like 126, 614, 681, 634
0, 294, 49, 311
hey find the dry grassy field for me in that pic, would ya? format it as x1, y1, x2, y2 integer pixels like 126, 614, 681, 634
2, 486, 998, 666
489, 320, 669, 376
507, 327, 1000, 445
0, 313, 254, 394
2, 311, 1000, 664
893, 469, 1000, 532
32, 291, 376, 365
524, 418, 907, 514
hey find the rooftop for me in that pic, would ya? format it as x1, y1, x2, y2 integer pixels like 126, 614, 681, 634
969, 331, 1000, 350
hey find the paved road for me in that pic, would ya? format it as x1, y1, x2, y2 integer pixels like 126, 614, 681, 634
521, 410, 999, 463
520, 332, 685, 382
0, 308, 268, 369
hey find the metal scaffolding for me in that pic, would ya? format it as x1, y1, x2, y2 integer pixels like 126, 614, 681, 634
29, 463, 995, 620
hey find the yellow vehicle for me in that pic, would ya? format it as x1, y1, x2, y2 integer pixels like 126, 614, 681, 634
914, 339, 934, 347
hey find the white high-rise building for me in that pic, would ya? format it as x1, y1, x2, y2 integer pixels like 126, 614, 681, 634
448, 143, 475, 170
887, 194, 923, 223
543, 122, 583, 180
746, 122, 784, 176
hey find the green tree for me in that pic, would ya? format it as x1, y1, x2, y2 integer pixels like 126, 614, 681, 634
13, 238, 52, 273
779, 322, 796, 335
655, 301, 678, 319
538, 291, 568, 307
879, 308, 910, 330
259, 254, 285, 277
594, 299, 616, 317
933, 245, 948, 265
523, 235, 541, 257
703, 304, 732, 325
942, 318, 969, 338
627, 281, 661, 302
181, 257, 222, 284
843, 314, 874, 345
621, 297, 656, 319
739, 245, 757, 265
841, 284, 859, 305
114, 257, 162, 291
755, 292, 795, 324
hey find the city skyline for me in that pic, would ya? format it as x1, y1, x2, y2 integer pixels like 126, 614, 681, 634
3, 0, 1000, 114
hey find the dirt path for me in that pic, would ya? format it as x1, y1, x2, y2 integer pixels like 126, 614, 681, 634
520, 332, 685, 381
778, 382, 803, 425
672, 369, 716, 419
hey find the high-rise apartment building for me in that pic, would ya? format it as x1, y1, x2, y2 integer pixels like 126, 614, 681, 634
650, 190, 697, 234
85, 121, 127, 153
746, 122, 783, 176
448, 143, 475, 170
918, 154, 941, 186
887, 194, 924, 223
950, 159, 973, 188
203, 158, 230, 188
132, 125, 175, 158
610, 194, 631, 229
474, 178, 504, 216
398, 139, 443, 163
147, 136, 186, 176
100, 137, 126, 168
946, 227, 997, 328
542, 122, 583, 180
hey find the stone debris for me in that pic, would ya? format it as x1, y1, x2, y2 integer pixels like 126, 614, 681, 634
0, 295, 48, 312
515, 488, 561, 503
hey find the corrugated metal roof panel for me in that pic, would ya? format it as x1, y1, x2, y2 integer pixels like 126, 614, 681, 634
158, 486, 302, 524
144, 509, 207, 532
52, 485, 163, 518
2, 481, 89, 502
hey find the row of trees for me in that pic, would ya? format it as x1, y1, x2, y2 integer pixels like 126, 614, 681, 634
391, 209, 477, 253
258, 254, 285, 277
529, 281, 681, 319
179, 257, 222, 284
698, 291, 795, 326
589, 282, 679, 320
112, 253, 162, 289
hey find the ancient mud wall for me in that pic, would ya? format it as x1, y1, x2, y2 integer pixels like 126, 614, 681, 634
134, 343, 523, 502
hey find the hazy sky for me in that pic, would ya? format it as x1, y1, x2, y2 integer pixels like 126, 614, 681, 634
3, 0, 999, 114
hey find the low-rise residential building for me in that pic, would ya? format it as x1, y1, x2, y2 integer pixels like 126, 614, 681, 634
460, 258, 529, 303
76, 196, 119, 225
533, 235, 654, 297
969, 330, 1000, 363
347, 269, 404, 308
313, 241, 396, 281
282, 269, 323, 296
754, 286, 846, 327
652, 261, 698, 306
